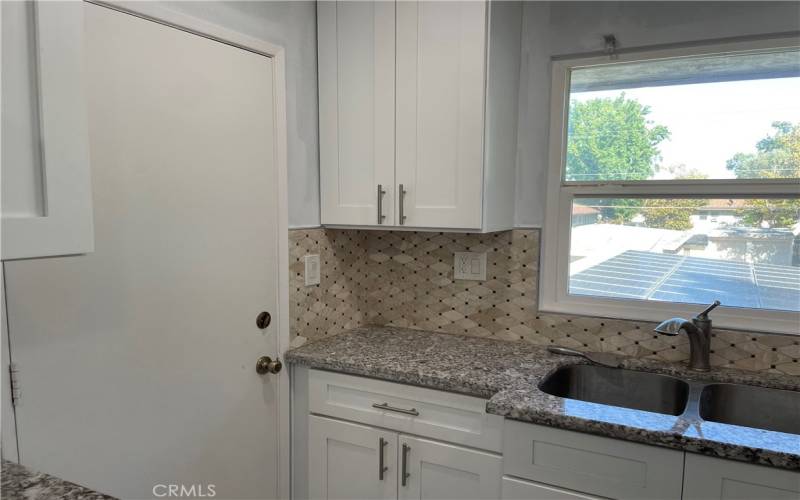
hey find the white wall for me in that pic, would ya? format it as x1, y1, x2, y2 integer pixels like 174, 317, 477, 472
161, 1, 321, 228
514, 1, 800, 228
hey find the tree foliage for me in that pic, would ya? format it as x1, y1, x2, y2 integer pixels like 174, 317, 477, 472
641, 198, 706, 231
566, 95, 670, 182
726, 121, 800, 180
726, 122, 800, 229
566, 95, 671, 224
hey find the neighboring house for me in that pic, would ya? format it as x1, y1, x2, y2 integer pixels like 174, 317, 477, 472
572, 204, 600, 226
706, 227, 796, 266
690, 198, 747, 232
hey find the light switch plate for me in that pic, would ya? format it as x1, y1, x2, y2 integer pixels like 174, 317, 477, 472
454, 252, 486, 281
304, 254, 320, 286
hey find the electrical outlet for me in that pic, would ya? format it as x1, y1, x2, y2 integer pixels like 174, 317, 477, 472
454, 252, 486, 281
304, 254, 320, 286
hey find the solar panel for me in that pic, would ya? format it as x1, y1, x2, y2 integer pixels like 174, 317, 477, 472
569, 250, 800, 312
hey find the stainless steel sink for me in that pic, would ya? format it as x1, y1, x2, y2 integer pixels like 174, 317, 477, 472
539, 364, 690, 416
699, 383, 800, 434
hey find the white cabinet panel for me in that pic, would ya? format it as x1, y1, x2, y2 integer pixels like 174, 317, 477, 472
309, 415, 397, 500
318, 1, 395, 226
501, 476, 603, 500
398, 435, 501, 500
1, 1, 93, 260
683, 453, 800, 500
308, 369, 503, 453
503, 420, 684, 500
395, 0, 486, 229
317, 0, 520, 232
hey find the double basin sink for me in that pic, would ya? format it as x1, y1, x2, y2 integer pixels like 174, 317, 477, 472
540, 364, 800, 435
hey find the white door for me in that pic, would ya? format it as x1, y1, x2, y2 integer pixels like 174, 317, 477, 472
395, 0, 486, 229
309, 415, 397, 500
318, 1, 396, 226
398, 435, 502, 500
3, 4, 284, 498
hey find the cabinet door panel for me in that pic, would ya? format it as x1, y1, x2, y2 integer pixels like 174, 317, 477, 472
399, 435, 501, 500
683, 453, 800, 500
318, 1, 395, 226
1, 1, 93, 259
309, 415, 397, 500
395, 0, 486, 229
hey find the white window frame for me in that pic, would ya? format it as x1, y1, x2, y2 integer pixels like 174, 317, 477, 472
541, 36, 800, 335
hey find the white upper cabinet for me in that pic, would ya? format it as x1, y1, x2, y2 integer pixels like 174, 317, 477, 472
395, 0, 485, 229
1, 1, 94, 260
318, 0, 522, 231
318, 1, 396, 226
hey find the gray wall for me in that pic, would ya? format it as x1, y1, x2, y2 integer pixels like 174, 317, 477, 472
514, 1, 800, 227
162, 1, 321, 228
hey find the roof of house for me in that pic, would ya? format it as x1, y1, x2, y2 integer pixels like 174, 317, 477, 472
569, 250, 800, 312
572, 205, 600, 216
698, 199, 748, 210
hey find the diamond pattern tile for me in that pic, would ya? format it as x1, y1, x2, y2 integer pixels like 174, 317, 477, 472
288, 228, 800, 376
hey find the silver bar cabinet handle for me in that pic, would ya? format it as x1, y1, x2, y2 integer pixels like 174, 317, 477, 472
377, 184, 386, 224
378, 437, 388, 480
401, 443, 410, 486
372, 402, 419, 416
398, 184, 407, 225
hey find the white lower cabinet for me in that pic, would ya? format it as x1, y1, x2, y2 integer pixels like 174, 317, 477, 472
309, 415, 397, 500
399, 435, 502, 500
298, 368, 799, 500
307, 414, 501, 500
501, 476, 602, 500
683, 453, 800, 500
503, 420, 684, 500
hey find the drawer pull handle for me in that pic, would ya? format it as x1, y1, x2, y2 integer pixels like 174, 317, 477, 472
372, 402, 419, 416
401, 443, 411, 486
378, 437, 388, 480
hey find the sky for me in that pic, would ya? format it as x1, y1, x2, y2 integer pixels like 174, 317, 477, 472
571, 76, 800, 180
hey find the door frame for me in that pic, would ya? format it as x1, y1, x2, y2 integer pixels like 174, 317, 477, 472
86, 2, 292, 497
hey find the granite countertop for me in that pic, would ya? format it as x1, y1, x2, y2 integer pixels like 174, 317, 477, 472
1, 460, 116, 500
286, 326, 800, 470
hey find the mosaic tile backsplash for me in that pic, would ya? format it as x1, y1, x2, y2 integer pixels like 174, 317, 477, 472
289, 228, 800, 375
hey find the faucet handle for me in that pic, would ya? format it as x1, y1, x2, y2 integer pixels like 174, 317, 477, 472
695, 300, 721, 320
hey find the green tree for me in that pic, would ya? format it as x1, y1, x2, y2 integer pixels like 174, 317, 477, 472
726, 122, 800, 229
566, 95, 670, 223
566, 95, 670, 182
641, 198, 706, 230
726, 121, 800, 180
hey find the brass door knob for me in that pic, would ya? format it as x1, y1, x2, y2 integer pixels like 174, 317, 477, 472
256, 356, 282, 375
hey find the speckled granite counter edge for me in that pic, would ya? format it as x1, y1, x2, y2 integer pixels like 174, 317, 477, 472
286, 326, 800, 471
1, 460, 117, 500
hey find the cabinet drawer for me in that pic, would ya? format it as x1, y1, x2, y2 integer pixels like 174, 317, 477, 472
308, 369, 503, 452
501, 476, 603, 500
683, 453, 800, 499
503, 420, 683, 500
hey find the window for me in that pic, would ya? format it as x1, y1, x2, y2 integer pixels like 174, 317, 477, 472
541, 38, 800, 334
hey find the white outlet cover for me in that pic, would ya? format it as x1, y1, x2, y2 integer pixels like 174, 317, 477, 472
454, 252, 486, 281
304, 254, 320, 286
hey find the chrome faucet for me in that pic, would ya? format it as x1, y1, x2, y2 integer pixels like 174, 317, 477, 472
654, 301, 720, 372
